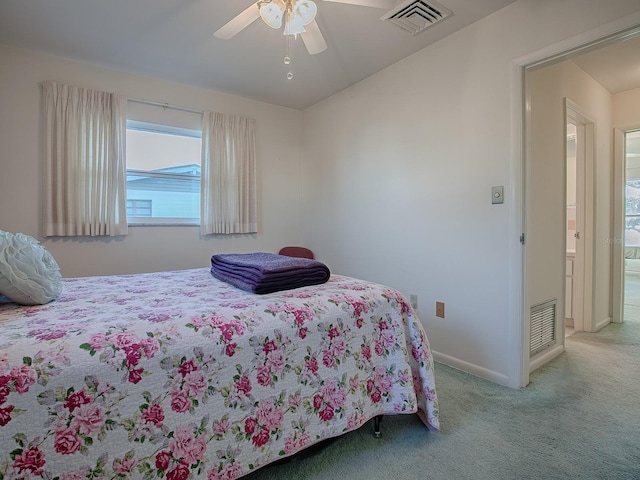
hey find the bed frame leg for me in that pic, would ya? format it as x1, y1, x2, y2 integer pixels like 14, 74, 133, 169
373, 415, 383, 438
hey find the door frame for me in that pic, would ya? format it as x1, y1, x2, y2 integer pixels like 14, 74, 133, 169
613, 125, 640, 323
565, 100, 595, 333
612, 128, 626, 324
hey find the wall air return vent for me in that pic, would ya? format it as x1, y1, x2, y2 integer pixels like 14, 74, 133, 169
381, 0, 452, 36
530, 299, 557, 357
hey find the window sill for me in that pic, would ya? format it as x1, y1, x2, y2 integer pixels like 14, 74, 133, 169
128, 218, 199, 227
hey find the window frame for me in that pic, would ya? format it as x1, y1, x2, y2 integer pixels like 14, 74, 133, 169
126, 198, 152, 217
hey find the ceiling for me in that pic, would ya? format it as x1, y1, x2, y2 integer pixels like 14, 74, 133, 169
0, 0, 518, 110
565, 32, 640, 159
0, 1, 638, 110
570, 33, 640, 95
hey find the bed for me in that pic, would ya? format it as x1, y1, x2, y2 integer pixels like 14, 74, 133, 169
0, 267, 439, 479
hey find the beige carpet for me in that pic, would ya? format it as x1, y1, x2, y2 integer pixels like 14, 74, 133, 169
625, 274, 640, 323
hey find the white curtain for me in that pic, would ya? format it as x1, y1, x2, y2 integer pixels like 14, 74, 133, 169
201, 112, 257, 234
43, 81, 128, 237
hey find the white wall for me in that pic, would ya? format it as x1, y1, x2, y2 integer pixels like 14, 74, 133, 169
301, 0, 640, 387
613, 88, 640, 129
0, 45, 304, 277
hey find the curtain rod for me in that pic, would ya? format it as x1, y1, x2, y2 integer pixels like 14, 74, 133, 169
128, 97, 204, 115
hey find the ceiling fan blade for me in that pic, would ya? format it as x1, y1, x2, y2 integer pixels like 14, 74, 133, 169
321, 0, 395, 8
214, 4, 261, 40
301, 20, 327, 55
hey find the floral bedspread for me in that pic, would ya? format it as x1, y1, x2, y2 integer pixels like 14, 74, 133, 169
0, 268, 439, 479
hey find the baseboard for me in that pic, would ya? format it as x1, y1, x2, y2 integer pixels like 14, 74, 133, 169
529, 344, 564, 372
594, 316, 611, 331
432, 351, 510, 387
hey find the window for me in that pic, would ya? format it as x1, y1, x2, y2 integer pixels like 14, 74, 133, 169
126, 122, 202, 225
626, 181, 640, 247
126, 199, 152, 217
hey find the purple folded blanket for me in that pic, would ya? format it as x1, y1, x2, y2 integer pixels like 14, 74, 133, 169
210, 252, 330, 294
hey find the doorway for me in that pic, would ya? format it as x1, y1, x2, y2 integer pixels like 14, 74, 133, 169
518, 21, 640, 388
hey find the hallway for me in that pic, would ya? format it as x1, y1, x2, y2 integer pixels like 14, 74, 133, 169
566, 273, 640, 338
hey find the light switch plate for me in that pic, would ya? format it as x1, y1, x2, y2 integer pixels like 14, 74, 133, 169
491, 186, 504, 204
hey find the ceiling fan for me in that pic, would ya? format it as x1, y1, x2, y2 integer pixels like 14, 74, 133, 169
214, 0, 395, 57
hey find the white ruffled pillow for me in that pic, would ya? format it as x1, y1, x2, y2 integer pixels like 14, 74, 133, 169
0, 230, 62, 305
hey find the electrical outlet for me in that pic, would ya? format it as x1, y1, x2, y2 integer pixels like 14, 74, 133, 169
410, 294, 418, 313
436, 301, 445, 318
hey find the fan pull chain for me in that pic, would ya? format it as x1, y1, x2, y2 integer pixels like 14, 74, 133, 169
284, 34, 293, 80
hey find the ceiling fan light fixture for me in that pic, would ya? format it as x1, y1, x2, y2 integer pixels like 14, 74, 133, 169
259, 0, 318, 36
283, 14, 307, 35
259, 1, 285, 29
294, 0, 317, 26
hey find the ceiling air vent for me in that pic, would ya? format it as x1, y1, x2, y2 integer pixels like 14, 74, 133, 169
381, 0, 452, 36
